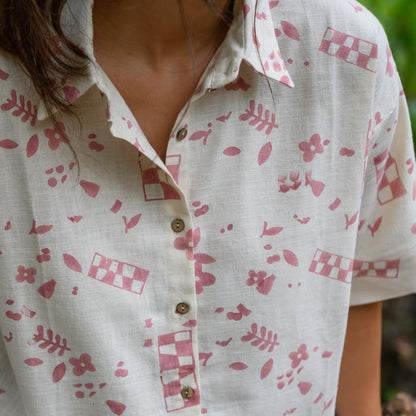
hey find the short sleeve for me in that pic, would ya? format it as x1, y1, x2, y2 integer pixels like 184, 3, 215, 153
350, 23, 416, 306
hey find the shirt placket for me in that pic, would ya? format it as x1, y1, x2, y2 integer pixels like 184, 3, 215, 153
97, 74, 202, 414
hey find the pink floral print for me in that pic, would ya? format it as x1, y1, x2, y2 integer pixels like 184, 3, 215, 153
69, 353, 96, 376
44, 122, 69, 151
289, 344, 309, 369
15, 266, 36, 283
298, 134, 325, 162
174, 228, 200, 260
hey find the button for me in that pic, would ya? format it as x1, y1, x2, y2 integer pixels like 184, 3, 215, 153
176, 302, 190, 315
181, 387, 194, 399
176, 128, 188, 141
171, 219, 185, 233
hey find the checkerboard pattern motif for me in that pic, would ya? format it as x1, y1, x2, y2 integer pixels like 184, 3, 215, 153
309, 249, 354, 283
374, 150, 407, 205
158, 330, 200, 413
139, 157, 181, 201
166, 154, 181, 185
88, 253, 149, 295
352, 259, 400, 279
319, 27, 378, 72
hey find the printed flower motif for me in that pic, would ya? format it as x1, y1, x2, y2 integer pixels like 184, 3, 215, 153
298, 134, 324, 162
15, 265, 36, 283
44, 122, 69, 151
69, 353, 96, 376
247, 270, 266, 286
194, 262, 215, 295
288, 344, 309, 369
174, 228, 200, 260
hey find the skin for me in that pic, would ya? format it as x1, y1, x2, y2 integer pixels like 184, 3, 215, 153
93, 2, 383, 413
93, 0, 231, 161
336, 302, 383, 415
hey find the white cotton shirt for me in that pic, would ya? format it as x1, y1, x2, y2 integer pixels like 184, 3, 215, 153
1, 0, 415, 415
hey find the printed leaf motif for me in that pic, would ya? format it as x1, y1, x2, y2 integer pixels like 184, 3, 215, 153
260, 358, 274, 379
298, 381, 312, 395
0, 139, 18, 149
52, 362, 66, 383
239, 100, 278, 135
105, 400, 127, 415
79, 180, 100, 198
32, 325, 71, 356
37, 279, 56, 299
260, 221, 283, 238
189, 128, 212, 145
1, 89, 38, 126
223, 146, 241, 156
258, 142, 272, 165
63, 254, 83, 273
29, 219, 53, 235
24, 358, 43, 366
194, 253, 216, 264
241, 323, 280, 352
189, 131, 207, 141
26, 134, 39, 157
367, 216, 382, 237
283, 250, 298, 266
229, 362, 248, 370
345, 211, 359, 230
281, 21, 300, 41
122, 214, 142, 234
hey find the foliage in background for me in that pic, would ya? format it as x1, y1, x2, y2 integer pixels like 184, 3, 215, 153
358, 0, 416, 140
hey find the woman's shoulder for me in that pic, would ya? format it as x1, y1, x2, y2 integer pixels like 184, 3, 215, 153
270, 0, 385, 48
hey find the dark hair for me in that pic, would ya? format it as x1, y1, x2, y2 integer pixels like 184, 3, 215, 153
0, 0, 234, 116
0, 0, 89, 116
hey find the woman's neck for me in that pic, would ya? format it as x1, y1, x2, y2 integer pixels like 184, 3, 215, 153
93, 0, 233, 71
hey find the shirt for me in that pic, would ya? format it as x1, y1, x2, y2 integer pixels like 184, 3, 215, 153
1, 0, 415, 415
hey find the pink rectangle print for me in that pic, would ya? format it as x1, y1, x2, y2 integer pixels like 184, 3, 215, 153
88, 253, 149, 295
138, 159, 181, 201
374, 150, 407, 205
158, 330, 200, 413
166, 154, 181, 185
309, 249, 354, 283
319, 27, 377, 72
352, 259, 400, 279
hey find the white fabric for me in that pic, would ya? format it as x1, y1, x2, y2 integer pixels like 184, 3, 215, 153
0, 0, 415, 414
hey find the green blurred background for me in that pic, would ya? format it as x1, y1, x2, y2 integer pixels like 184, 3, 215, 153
359, 0, 416, 140
358, 0, 416, 406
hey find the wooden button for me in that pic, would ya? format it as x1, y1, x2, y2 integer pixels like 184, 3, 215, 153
176, 128, 188, 141
176, 303, 190, 315
171, 219, 185, 233
181, 387, 194, 399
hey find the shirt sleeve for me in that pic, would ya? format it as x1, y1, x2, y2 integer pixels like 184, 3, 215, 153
0, 334, 26, 415
350, 22, 416, 306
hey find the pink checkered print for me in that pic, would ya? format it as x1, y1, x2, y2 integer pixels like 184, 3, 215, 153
352, 259, 400, 279
139, 157, 181, 201
166, 154, 181, 185
319, 27, 378, 72
374, 150, 407, 205
309, 249, 354, 283
88, 253, 149, 294
158, 330, 200, 413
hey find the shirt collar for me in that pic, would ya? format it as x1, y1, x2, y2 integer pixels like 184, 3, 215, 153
37, 0, 294, 120
201, 0, 294, 92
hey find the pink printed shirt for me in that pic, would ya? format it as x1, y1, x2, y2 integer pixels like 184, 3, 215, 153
1, 0, 415, 415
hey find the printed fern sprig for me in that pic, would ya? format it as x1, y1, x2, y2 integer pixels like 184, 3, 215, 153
241, 323, 280, 352
32, 325, 71, 356
1, 89, 38, 126
239, 100, 278, 135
